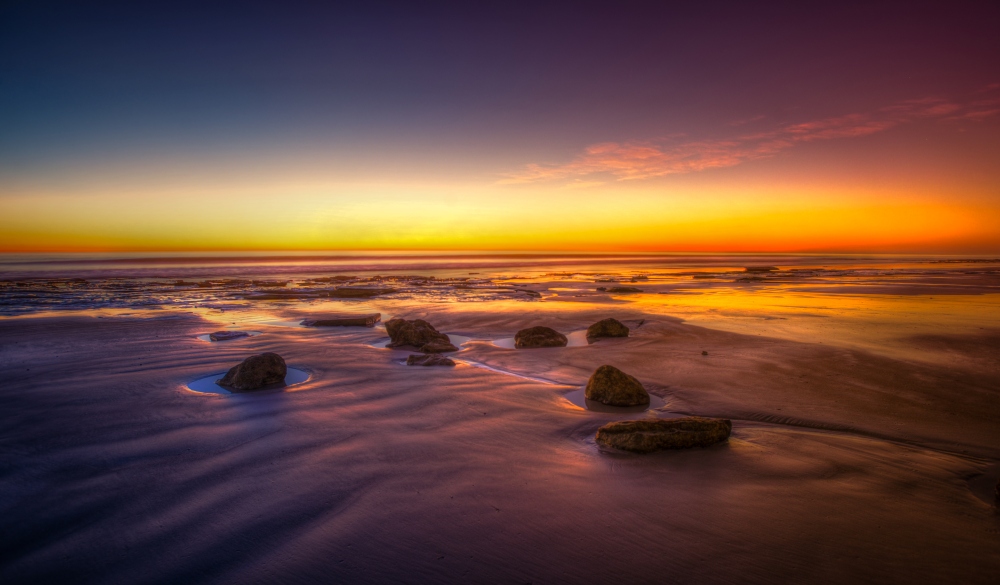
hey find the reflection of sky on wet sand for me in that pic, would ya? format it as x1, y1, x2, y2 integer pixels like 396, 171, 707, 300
2, 254, 998, 366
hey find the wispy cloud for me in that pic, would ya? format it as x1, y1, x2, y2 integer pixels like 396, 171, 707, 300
501, 91, 1000, 184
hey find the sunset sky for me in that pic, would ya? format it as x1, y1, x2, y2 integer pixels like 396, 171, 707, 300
1, 1, 998, 253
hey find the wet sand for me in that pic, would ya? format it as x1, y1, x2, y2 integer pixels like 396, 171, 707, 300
2, 296, 999, 583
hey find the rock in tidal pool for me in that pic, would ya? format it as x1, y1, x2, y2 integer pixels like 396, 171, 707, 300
586, 318, 630, 341
585, 365, 649, 406
208, 331, 250, 341
301, 313, 381, 327
596, 417, 732, 453
406, 354, 456, 367
514, 326, 567, 349
216, 352, 287, 391
385, 318, 458, 353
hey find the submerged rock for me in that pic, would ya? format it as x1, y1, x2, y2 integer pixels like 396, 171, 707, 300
301, 313, 381, 327
607, 286, 643, 293
406, 354, 456, 367
514, 326, 568, 349
216, 352, 287, 391
208, 331, 250, 342
586, 318, 630, 341
584, 365, 649, 406
385, 318, 458, 353
596, 417, 732, 453
327, 287, 396, 298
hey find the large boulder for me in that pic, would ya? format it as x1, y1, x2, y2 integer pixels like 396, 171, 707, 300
301, 313, 381, 327
208, 331, 250, 341
216, 352, 287, 391
596, 417, 732, 453
585, 365, 649, 406
385, 318, 458, 353
514, 326, 567, 349
586, 318, 629, 341
406, 354, 456, 367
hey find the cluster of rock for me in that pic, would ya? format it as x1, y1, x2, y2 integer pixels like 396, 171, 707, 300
595, 417, 732, 453
386, 318, 458, 353
301, 313, 381, 327
207, 317, 730, 456
216, 352, 287, 392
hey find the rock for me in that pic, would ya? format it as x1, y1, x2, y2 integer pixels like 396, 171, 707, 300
245, 292, 321, 300
596, 417, 732, 453
744, 266, 778, 273
406, 354, 456, 367
216, 352, 287, 391
301, 313, 381, 327
419, 340, 460, 353
596, 287, 607, 291
607, 286, 643, 293
586, 318, 629, 341
514, 326, 567, 348
327, 287, 396, 298
584, 365, 649, 406
208, 331, 250, 341
702, 350, 708, 356
385, 318, 457, 353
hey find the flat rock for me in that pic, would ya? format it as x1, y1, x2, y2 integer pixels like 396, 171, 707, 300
585, 365, 649, 406
586, 318, 629, 341
744, 266, 778, 273
607, 286, 643, 293
596, 417, 732, 453
406, 354, 456, 367
208, 331, 250, 341
216, 352, 287, 391
327, 287, 396, 298
301, 313, 381, 327
385, 318, 456, 353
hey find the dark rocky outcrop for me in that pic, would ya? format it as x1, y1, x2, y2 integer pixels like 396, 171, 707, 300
301, 313, 381, 327
586, 318, 629, 341
216, 352, 287, 391
607, 286, 643, 293
584, 365, 649, 406
744, 266, 778, 273
385, 318, 458, 353
514, 326, 567, 349
208, 331, 250, 341
595, 417, 732, 453
406, 354, 456, 367
327, 287, 396, 298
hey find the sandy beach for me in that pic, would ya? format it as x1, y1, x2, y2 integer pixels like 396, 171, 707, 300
2, 260, 999, 583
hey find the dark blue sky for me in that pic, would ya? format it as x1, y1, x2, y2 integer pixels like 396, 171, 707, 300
2, 1, 998, 170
